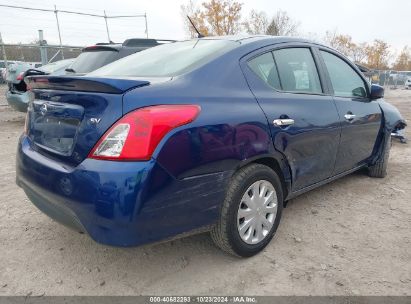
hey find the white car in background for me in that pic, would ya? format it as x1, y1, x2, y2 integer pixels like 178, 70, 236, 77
405, 77, 411, 89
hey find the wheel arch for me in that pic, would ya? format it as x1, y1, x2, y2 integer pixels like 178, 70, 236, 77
377, 99, 407, 133
370, 100, 407, 165
234, 154, 292, 204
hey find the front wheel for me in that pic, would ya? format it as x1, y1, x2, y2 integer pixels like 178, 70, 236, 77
211, 164, 283, 257
368, 133, 391, 178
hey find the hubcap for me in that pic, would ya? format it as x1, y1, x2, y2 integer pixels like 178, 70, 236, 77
237, 180, 278, 244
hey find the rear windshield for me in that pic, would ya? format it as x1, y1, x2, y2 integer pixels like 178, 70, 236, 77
70, 50, 120, 74
89, 39, 238, 77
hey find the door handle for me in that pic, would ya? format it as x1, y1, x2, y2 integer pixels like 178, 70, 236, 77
344, 114, 356, 121
273, 118, 295, 127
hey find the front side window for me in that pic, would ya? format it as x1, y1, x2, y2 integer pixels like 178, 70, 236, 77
321, 51, 367, 98
273, 48, 322, 94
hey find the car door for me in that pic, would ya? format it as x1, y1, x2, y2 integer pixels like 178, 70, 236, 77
318, 50, 382, 174
241, 45, 341, 191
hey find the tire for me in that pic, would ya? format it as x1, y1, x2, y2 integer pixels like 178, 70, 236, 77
368, 133, 391, 178
211, 164, 283, 257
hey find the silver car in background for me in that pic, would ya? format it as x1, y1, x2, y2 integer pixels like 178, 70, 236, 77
5, 59, 74, 112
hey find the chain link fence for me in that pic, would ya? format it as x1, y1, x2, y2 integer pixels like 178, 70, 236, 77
2, 43, 83, 63
0, 43, 83, 83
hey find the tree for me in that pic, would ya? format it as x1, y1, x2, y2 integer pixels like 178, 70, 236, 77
181, 0, 210, 37
365, 39, 390, 69
352, 42, 368, 64
325, 32, 355, 57
243, 10, 268, 35
324, 31, 368, 64
392, 46, 411, 70
265, 10, 299, 36
181, 0, 243, 37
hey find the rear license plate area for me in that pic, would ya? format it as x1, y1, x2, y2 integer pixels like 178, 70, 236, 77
30, 100, 84, 156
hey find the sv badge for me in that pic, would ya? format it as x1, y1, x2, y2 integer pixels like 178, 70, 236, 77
89, 118, 102, 124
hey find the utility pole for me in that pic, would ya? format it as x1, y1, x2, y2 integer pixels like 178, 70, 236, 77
38, 30, 48, 65
104, 10, 111, 43
0, 32, 8, 69
54, 5, 64, 59
144, 13, 148, 38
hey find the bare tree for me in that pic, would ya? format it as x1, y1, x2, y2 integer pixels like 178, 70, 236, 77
243, 9, 268, 35
352, 42, 368, 64
323, 29, 338, 47
265, 10, 299, 36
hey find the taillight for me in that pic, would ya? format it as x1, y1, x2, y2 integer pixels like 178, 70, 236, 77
89, 105, 200, 161
16, 72, 25, 81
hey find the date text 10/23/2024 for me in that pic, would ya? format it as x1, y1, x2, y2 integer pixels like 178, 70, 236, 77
149, 297, 257, 303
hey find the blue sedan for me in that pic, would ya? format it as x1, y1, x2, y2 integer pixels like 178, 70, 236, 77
17, 36, 406, 257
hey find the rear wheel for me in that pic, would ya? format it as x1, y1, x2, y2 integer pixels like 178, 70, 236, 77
368, 134, 391, 178
211, 164, 283, 257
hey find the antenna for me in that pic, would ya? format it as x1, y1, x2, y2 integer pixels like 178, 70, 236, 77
187, 16, 205, 38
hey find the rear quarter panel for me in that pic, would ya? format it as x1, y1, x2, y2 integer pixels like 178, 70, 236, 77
122, 49, 281, 180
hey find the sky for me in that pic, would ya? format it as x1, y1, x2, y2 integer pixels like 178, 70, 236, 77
0, 0, 410, 54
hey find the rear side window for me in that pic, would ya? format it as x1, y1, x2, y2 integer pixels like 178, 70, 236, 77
248, 52, 281, 90
247, 48, 322, 94
321, 51, 367, 98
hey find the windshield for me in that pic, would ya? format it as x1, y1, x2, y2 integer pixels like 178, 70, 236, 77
70, 50, 119, 74
90, 39, 238, 77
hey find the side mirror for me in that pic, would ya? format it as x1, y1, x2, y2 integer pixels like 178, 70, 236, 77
370, 84, 384, 99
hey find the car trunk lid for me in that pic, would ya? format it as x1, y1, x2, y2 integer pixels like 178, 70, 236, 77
25, 75, 151, 165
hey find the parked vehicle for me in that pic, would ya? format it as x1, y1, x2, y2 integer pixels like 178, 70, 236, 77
33, 58, 75, 76
17, 36, 406, 257
5, 62, 33, 111
66, 38, 175, 75
6, 38, 174, 112
27, 62, 43, 69
389, 71, 408, 85
405, 77, 411, 89
0, 60, 20, 83
5, 59, 73, 112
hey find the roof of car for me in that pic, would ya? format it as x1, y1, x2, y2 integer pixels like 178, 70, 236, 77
202, 35, 313, 44
199, 35, 353, 61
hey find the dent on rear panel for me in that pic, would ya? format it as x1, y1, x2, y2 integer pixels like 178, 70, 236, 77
156, 122, 271, 179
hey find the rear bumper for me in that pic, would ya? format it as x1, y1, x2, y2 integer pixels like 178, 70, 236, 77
16, 135, 228, 246
6, 90, 29, 112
